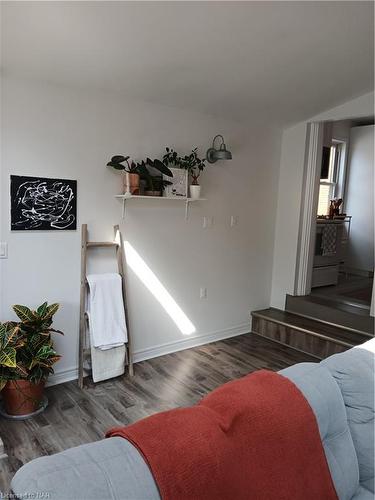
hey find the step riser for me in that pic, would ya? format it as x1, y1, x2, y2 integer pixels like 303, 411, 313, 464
285, 295, 374, 335
252, 317, 350, 359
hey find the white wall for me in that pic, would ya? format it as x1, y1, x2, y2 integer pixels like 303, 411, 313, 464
271, 92, 374, 308
344, 125, 374, 273
0, 77, 281, 383
332, 120, 352, 142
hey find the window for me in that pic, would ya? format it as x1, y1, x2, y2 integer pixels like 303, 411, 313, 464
317, 141, 345, 216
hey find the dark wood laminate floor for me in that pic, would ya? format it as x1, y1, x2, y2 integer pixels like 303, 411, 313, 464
0, 334, 315, 492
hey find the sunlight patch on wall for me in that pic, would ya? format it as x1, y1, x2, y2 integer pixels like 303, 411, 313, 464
124, 241, 196, 336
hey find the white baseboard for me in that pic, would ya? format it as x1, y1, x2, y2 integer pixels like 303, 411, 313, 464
47, 322, 250, 387
47, 367, 79, 387
340, 266, 374, 278
133, 323, 250, 363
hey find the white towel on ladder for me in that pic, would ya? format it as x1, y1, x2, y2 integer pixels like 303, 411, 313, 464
86, 273, 128, 350
85, 273, 127, 383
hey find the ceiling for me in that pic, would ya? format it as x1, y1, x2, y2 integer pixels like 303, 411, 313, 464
1, 1, 374, 126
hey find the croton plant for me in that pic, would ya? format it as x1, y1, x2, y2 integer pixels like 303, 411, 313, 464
0, 302, 63, 390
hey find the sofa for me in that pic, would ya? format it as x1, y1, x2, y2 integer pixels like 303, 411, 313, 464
11, 339, 374, 500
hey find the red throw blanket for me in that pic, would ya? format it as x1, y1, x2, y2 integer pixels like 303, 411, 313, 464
107, 370, 338, 500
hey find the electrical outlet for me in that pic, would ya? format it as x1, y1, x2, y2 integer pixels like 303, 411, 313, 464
0, 243, 8, 259
203, 216, 214, 228
200, 287, 207, 299
230, 215, 239, 227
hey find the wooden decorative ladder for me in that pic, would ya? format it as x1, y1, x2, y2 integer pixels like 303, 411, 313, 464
78, 224, 133, 389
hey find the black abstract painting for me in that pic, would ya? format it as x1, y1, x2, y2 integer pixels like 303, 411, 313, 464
10, 175, 77, 231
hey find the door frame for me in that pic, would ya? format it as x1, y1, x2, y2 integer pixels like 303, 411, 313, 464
295, 121, 375, 317
294, 121, 324, 296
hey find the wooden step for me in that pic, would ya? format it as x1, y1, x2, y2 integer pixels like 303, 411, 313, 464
251, 308, 370, 359
285, 294, 374, 335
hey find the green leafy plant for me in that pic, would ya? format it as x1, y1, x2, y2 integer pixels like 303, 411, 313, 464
107, 155, 173, 178
0, 302, 63, 390
144, 175, 173, 194
163, 147, 206, 185
162, 147, 181, 167
107, 154, 174, 195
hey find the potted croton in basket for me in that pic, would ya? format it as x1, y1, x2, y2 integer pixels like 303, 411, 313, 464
0, 302, 63, 417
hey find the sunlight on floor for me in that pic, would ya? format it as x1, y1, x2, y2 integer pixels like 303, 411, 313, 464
124, 241, 196, 336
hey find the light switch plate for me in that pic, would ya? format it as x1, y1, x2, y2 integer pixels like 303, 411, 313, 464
230, 216, 239, 227
203, 216, 214, 228
0, 243, 8, 259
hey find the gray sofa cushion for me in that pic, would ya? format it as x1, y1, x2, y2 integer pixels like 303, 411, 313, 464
351, 485, 375, 500
322, 339, 375, 494
281, 362, 359, 500
11, 437, 160, 500
12, 344, 373, 500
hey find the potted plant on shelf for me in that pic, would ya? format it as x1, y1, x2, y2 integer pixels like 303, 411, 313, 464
0, 302, 63, 417
162, 147, 181, 167
107, 155, 143, 195
143, 175, 173, 197
163, 147, 206, 199
182, 148, 206, 200
107, 155, 173, 195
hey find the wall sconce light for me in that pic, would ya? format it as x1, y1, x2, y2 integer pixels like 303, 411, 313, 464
206, 135, 232, 163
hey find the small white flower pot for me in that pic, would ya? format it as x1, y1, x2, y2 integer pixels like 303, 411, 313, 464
189, 185, 201, 200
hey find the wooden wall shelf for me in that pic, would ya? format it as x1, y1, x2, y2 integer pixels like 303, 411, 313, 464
115, 194, 206, 219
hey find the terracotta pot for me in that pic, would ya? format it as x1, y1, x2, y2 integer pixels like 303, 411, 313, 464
2, 379, 45, 416
123, 172, 140, 195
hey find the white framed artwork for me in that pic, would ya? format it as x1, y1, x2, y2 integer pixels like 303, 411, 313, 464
163, 168, 188, 198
